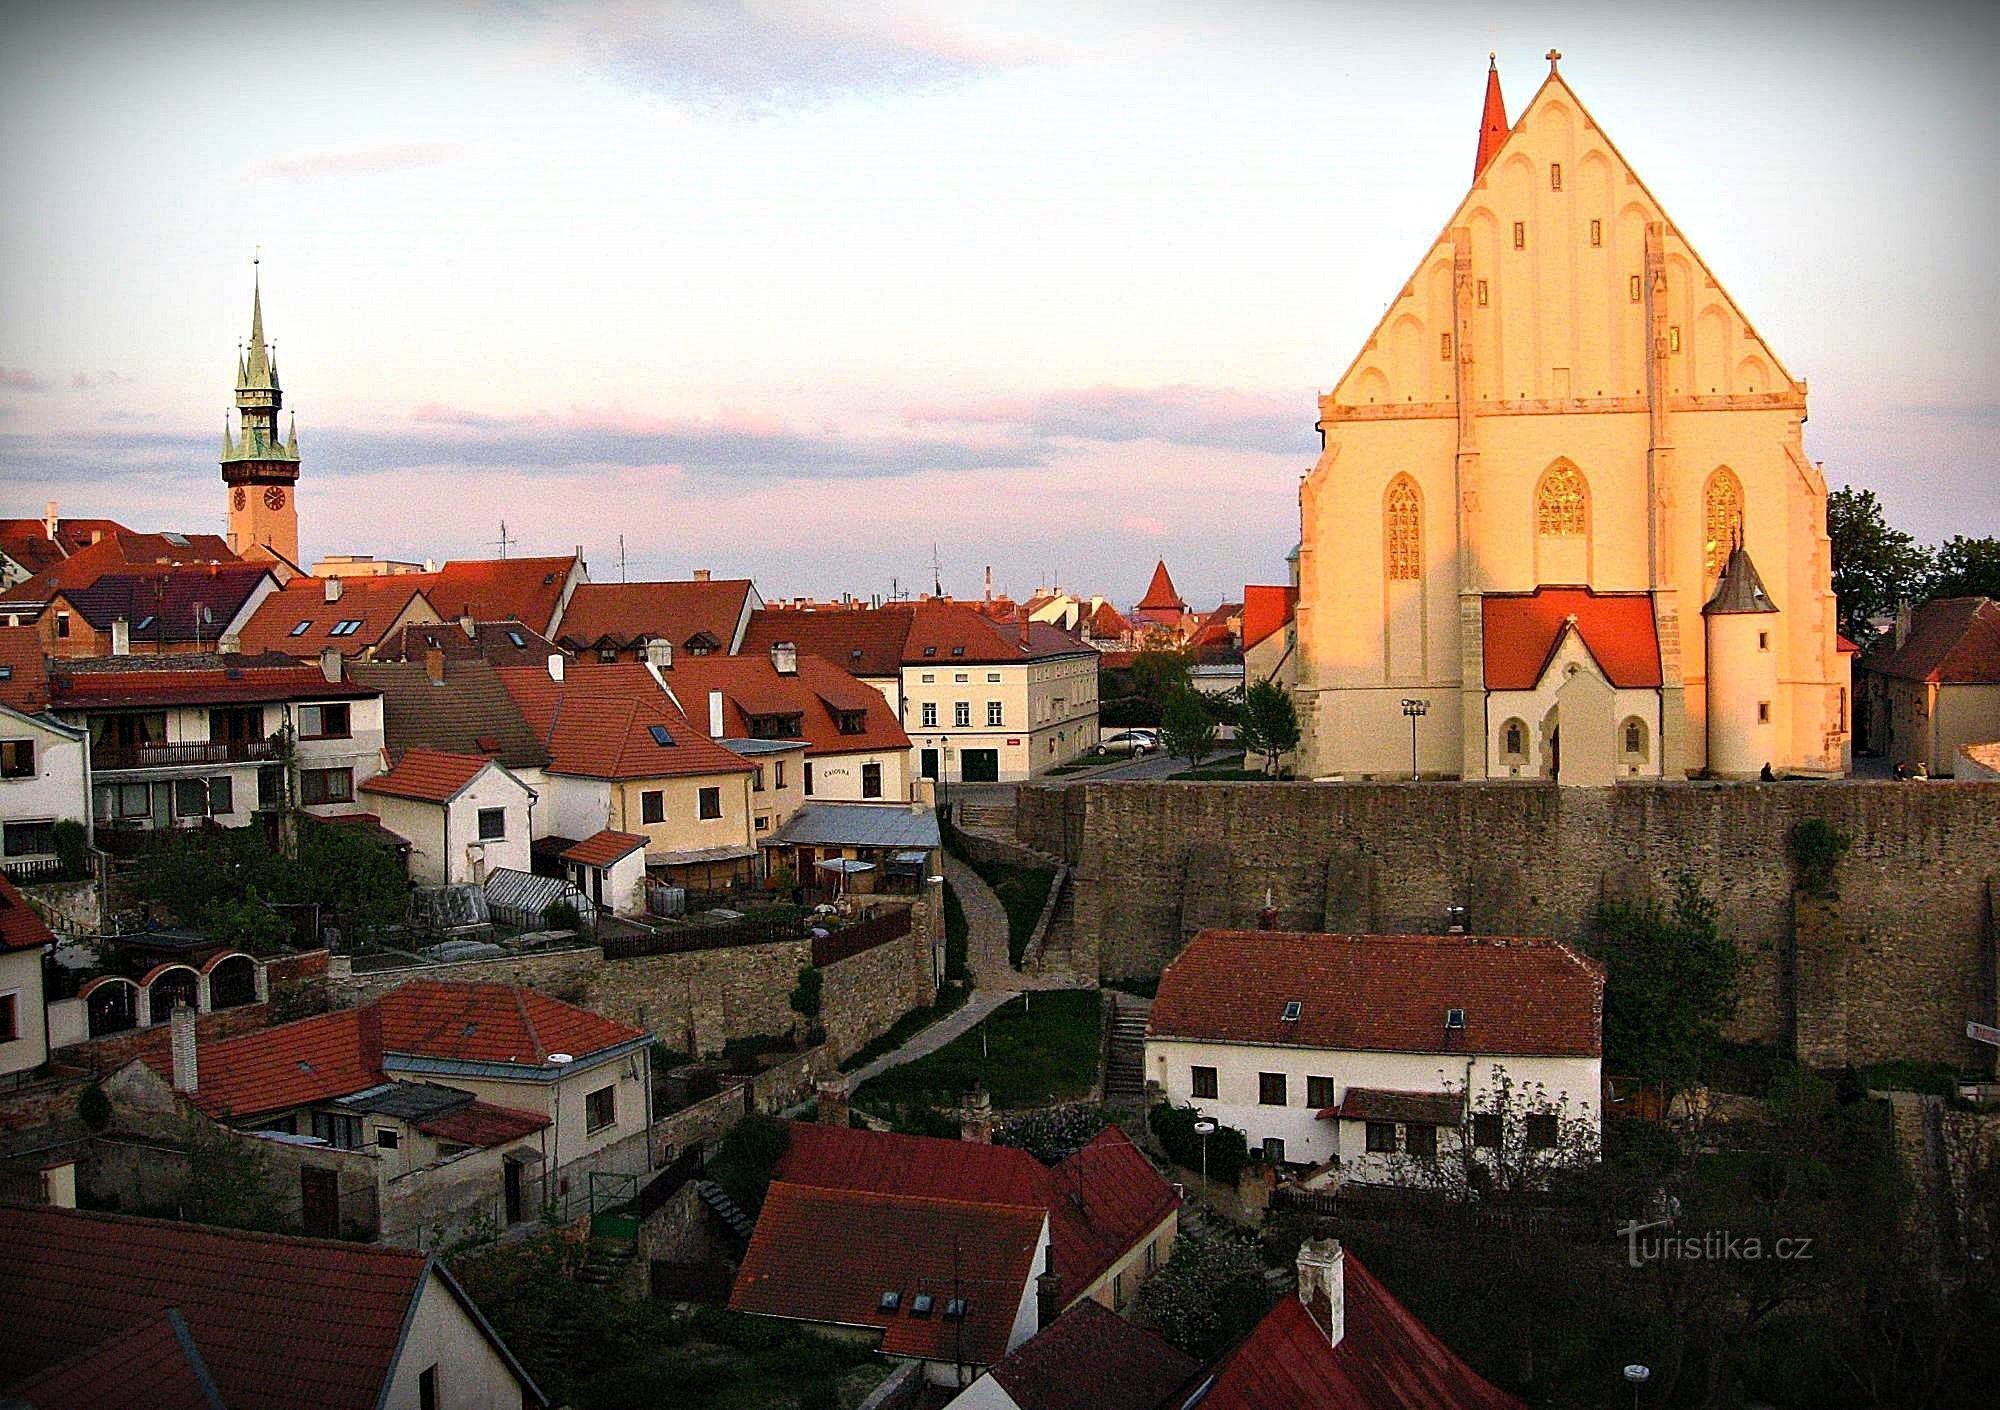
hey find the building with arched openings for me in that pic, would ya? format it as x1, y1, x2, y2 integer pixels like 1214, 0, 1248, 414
1291, 54, 1849, 782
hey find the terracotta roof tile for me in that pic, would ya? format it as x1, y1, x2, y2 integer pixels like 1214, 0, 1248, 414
0, 530, 236, 607
1150, 931, 1604, 1059
413, 556, 579, 636
349, 658, 549, 769
1481, 588, 1661, 690
1137, 560, 1186, 612
48, 655, 375, 709
1861, 597, 2000, 684
360, 748, 493, 803
375, 618, 559, 667
0, 873, 56, 953
741, 607, 915, 678
1242, 585, 1297, 652
1325, 1088, 1464, 1126
417, 1100, 552, 1148
0, 624, 50, 713
495, 661, 753, 780
663, 653, 910, 758
7, 1307, 222, 1410
557, 579, 754, 652
235, 577, 434, 657
53, 563, 273, 643
560, 829, 648, 867
986, 1298, 1200, 1410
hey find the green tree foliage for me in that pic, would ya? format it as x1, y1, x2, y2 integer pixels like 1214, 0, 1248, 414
995, 1105, 1110, 1164
788, 964, 823, 1021
52, 819, 89, 881
1825, 487, 1931, 641
542, 899, 582, 932
706, 1113, 790, 1218
1925, 533, 2000, 602
176, 1115, 285, 1232
1789, 819, 1851, 899
1586, 874, 1739, 1098
1149, 1103, 1248, 1185
132, 821, 407, 950
1130, 646, 1194, 706
1133, 1227, 1273, 1360
1236, 678, 1300, 776
1160, 689, 1218, 771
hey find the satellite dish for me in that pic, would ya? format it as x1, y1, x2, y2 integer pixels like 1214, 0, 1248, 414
548, 1052, 574, 1065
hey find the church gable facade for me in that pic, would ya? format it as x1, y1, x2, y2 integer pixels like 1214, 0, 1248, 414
1294, 54, 1849, 782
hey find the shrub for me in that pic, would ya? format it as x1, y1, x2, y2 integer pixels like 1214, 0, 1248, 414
78, 1081, 111, 1131
706, 1114, 790, 1218
52, 819, 89, 881
1790, 818, 1851, 899
788, 965, 823, 1021
996, 1105, 1110, 1164
542, 899, 582, 932
1150, 1102, 1248, 1186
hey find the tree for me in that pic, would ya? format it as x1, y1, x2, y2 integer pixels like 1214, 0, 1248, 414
788, 964, 823, 1023
1924, 534, 2000, 603
1586, 874, 1739, 1101
1161, 689, 1218, 772
1237, 679, 1300, 776
1133, 1227, 1273, 1360
1130, 646, 1194, 707
1825, 487, 1932, 641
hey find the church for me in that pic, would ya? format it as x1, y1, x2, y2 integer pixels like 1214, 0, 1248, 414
1291, 53, 1851, 783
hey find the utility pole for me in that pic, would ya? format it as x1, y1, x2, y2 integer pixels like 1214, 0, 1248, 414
618, 534, 627, 583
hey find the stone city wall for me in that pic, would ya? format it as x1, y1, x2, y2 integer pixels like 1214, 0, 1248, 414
1017, 780, 2000, 1068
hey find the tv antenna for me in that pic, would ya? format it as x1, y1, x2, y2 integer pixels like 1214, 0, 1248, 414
492, 521, 513, 560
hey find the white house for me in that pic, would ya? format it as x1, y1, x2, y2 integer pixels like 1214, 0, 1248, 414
559, 830, 649, 917
0, 874, 54, 1085
1146, 929, 1604, 1185
0, 626, 90, 881
361, 749, 537, 886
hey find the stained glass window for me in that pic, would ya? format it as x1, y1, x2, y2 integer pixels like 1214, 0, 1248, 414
1386, 477, 1421, 580
1536, 464, 1587, 536
1704, 469, 1743, 583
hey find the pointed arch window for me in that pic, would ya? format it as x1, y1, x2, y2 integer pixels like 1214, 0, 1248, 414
1536, 463, 1588, 537
1385, 477, 1422, 581
1704, 469, 1744, 584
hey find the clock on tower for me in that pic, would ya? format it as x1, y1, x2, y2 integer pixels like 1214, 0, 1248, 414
221, 262, 302, 569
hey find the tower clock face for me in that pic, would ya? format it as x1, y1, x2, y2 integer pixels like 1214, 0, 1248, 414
263, 486, 287, 511
233, 488, 246, 511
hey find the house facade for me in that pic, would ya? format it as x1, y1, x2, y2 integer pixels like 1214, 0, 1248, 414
1859, 597, 2000, 777
0, 875, 53, 1084
361, 749, 538, 886
0, 627, 89, 880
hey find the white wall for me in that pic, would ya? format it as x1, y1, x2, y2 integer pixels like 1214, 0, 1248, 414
0, 947, 49, 1079
534, 771, 615, 843
0, 711, 88, 855
378, 1269, 532, 1410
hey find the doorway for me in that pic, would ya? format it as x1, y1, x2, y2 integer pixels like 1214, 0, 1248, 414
960, 749, 999, 783
300, 1166, 339, 1238
920, 748, 940, 781
503, 1158, 524, 1224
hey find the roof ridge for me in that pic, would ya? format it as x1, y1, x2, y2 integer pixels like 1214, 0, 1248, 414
768, 1178, 1048, 1219
513, 984, 544, 1061
4, 1200, 428, 1260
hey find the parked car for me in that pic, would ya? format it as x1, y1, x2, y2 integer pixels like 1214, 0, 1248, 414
1096, 729, 1159, 757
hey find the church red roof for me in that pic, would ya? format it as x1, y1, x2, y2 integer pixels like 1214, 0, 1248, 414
1242, 585, 1297, 652
1136, 560, 1186, 612
1474, 55, 1509, 180
1481, 588, 1662, 691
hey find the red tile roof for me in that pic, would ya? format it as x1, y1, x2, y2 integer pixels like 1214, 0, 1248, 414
1861, 597, 2000, 684
1325, 1088, 1464, 1127
234, 576, 434, 657
560, 829, 648, 867
375, 617, 560, 667
49, 654, 376, 709
1084, 600, 1132, 640
0, 1204, 532, 1410
7, 1307, 222, 1410
985, 1297, 1200, 1410
0, 624, 50, 713
1481, 588, 1661, 690
50, 562, 274, 644
1150, 931, 1604, 1059
0, 530, 237, 607
557, 578, 755, 652
731, 1181, 1046, 1366
1242, 585, 1298, 652
1199, 1252, 1523, 1410
418, 1100, 551, 1148
1474, 54, 1510, 181
1137, 560, 1186, 612
664, 653, 910, 758
495, 661, 753, 780
741, 607, 914, 678
902, 600, 1091, 665
416, 556, 579, 636
0, 873, 55, 953
0, 516, 131, 580
777, 1122, 1179, 1297
140, 980, 646, 1119
360, 748, 494, 803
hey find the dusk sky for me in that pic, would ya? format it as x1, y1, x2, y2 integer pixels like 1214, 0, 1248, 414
2, 0, 1994, 607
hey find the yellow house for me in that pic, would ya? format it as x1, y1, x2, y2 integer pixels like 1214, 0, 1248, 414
1293, 54, 1848, 782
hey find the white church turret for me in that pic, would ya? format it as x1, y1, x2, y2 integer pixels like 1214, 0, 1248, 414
1703, 542, 1780, 779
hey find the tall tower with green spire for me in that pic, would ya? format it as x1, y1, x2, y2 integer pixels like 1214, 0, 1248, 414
222, 261, 301, 568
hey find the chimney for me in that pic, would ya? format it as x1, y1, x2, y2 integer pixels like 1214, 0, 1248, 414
771, 640, 798, 676
323, 577, 343, 603
319, 647, 342, 684
707, 689, 725, 740
424, 646, 445, 685
43, 501, 57, 541
218, 632, 240, 655
984, 565, 992, 603
693, 568, 711, 582
459, 613, 475, 639
1296, 1238, 1346, 1348
960, 1082, 995, 1144
169, 1004, 198, 1094
1035, 1269, 1063, 1330
645, 639, 674, 669
1258, 887, 1278, 931
358, 1004, 385, 1075
547, 652, 565, 683
1894, 600, 1912, 650
816, 1080, 850, 1128
110, 617, 131, 657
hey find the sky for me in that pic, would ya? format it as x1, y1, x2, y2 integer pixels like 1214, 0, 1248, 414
1, 0, 1994, 607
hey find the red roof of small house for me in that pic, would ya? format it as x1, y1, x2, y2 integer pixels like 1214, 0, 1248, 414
1137, 560, 1186, 612
741, 607, 915, 678
1837, 634, 1860, 654
1197, 1251, 1524, 1410
664, 653, 910, 758
349, 657, 550, 770
235, 576, 435, 657
0, 516, 132, 580
1084, 600, 1132, 640
560, 829, 648, 867
902, 600, 1092, 665
730, 1181, 1047, 1367
1474, 54, 1510, 181
1242, 585, 1298, 652
385, 556, 578, 636
556, 578, 755, 653
375, 617, 559, 667
0, 874, 55, 953
51, 562, 274, 644
0, 1204, 543, 1410
1150, 931, 1604, 1059
495, 661, 754, 780
417, 1100, 551, 1148
1481, 588, 1662, 690
0, 530, 237, 607
1860, 597, 2000, 685
1323, 1088, 1464, 1127
48, 653, 376, 709
140, 980, 645, 1118
359, 748, 494, 803
984, 1298, 1201, 1410
0, 624, 50, 713
777, 1122, 1179, 1297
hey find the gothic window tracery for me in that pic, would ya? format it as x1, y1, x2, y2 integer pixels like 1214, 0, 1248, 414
1536, 463, 1587, 537
1385, 477, 1422, 581
1704, 469, 1744, 585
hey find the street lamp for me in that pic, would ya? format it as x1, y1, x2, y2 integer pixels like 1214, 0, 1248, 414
1193, 1117, 1217, 1193
1400, 698, 1430, 781
1622, 1364, 1650, 1410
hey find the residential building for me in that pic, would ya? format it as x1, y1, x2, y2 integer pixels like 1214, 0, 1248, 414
121, 980, 652, 1242
558, 829, 650, 916
1146, 929, 1603, 1181
220, 271, 305, 573
0, 874, 54, 1084
556, 572, 762, 661
739, 605, 913, 715
0, 527, 238, 625
0, 626, 90, 879
1859, 597, 2000, 777
49, 651, 384, 834
348, 656, 552, 772
765, 801, 941, 905
0, 1204, 545, 1409
495, 660, 766, 889
1242, 583, 1299, 688
234, 573, 443, 660
0, 507, 131, 588
942, 1298, 1198, 1410
361, 749, 538, 886
1291, 57, 1849, 780
33, 562, 278, 659
374, 617, 563, 667
412, 555, 587, 639
312, 553, 429, 578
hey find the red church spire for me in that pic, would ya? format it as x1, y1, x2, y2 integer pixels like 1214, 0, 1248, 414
1473, 53, 1508, 181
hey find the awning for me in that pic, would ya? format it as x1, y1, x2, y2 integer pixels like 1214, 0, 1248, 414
647, 844, 759, 868
1318, 1088, 1463, 1127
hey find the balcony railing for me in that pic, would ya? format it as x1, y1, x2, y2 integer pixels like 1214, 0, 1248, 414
93, 739, 273, 771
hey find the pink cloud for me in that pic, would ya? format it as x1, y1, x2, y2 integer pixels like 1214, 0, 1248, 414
245, 141, 467, 183
0, 367, 49, 392
905, 383, 1312, 454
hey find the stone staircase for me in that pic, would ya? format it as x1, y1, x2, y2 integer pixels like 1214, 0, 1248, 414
576, 1236, 638, 1289
696, 1179, 757, 1245
955, 799, 1017, 836
1105, 993, 1151, 1099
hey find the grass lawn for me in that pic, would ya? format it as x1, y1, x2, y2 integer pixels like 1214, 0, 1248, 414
838, 981, 971, 1074
854, 989, 1103, 1113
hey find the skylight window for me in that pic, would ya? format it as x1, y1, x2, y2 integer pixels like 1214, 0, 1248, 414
950, 646, 964, 657
162, 531, 188, 546
134, 616, 155, 631
0, 666, 11, 681
647, 724, 676, 747
1281, 1001, 1302, 1022
943, 1297, 967, 1320
289, 620, 313, 637
1446, 1008, 1466, 1029
328, 620, 363, 637
507, 631, 526, 648
909, 1293, 934, 1318
878, 1291, 901, 1312
922, 646, 936, 657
